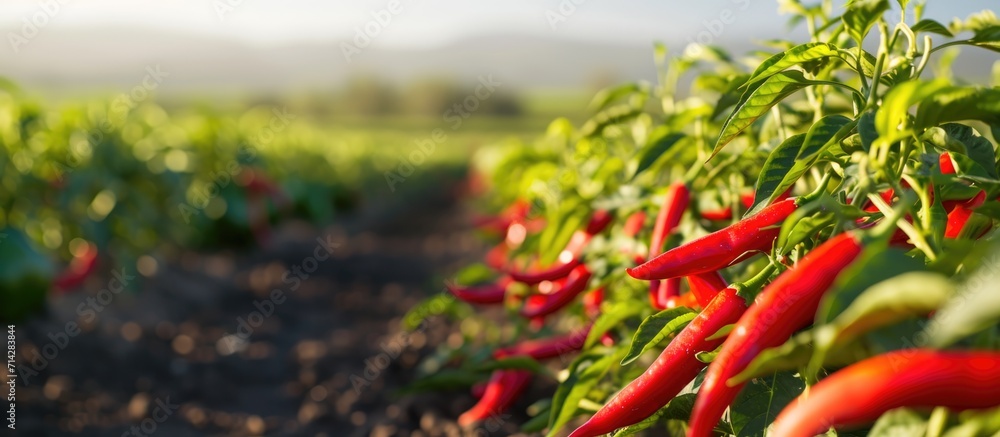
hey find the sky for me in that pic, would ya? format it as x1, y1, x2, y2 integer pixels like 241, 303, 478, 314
1, 0, 996, 49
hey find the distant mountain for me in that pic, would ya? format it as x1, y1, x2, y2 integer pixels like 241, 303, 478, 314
0, 28, 664, 96
1, 27, 993, 98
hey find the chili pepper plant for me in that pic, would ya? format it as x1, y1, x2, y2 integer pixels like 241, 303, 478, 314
403, 1, 1000, 435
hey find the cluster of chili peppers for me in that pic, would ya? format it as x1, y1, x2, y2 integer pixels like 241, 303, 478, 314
445, 147, 997, 435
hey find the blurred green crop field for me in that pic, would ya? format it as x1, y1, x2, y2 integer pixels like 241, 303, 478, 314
0, 79, 584, 322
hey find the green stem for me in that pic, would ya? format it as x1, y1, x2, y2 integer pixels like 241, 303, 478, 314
735, 262, 779, 302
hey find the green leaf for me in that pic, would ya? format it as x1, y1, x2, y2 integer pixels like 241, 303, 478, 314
970, 25, 1000, 53
815, 245, 925, 325
927, 239, 1000, 347
742, 43, 841, 89
779, 213, 837, 253
621, 307, 697, 366
585, 301, 643, 349
915, 87, 1000, 136
810, 272, 953, 374
875, 79, 951, 146
547, 348, 623, 437
869, 409, 929, 437
589, 82, 646, 112
858, 110, 877, 152
726, 371, 807, 437
629, 129, 686, 180
730, 331, 815, 384
399, 368, 485, 394
911, 19, 954, 36
843, 0, 890, 43
746, 134, 805, 216
748, 115, 854, 217
475, 356, 546, 374
714, 71, 815, 157
894, 0, 909, 10
612, 394, 698, 436
580, 103, 644, 137
711, 74, 752, 120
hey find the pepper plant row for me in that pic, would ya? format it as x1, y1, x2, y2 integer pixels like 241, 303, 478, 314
404, 1, 1000, 436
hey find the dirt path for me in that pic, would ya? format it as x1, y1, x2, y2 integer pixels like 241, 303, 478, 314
10, 187, 530, 436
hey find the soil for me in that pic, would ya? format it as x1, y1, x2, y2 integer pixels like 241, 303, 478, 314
9, 186, 542, 437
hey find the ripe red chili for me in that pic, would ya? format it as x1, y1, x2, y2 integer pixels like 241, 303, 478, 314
651, 277, 682, 310
771, 350, 1000, 437
622, 211, 647, 238
662, 290, 699, 309
53, 242, 99, 292
686, 270, 728, 307
945, 189, 987, 239
567, 267, 775, 437
648, 183, 690, 306
507, 210, 609, 285
446, 276, 512, 305
687, 232, 865, 437
520, 265, 592, 318
628, 197, 800, 281
493, 325, 591, 360
940, 152, 956, 175
457, 369, 532, 426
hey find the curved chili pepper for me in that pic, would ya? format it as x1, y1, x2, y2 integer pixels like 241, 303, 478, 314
771, 350, 1000, 437
582, 287, 604, 318
507, 210, 608, 285
940, 152, 956, 175
628, 197, 800, 281
520, 265, 592, 318
651, 277, 682, 310
687, 270, 728, 307
701, 190, 793, 221
662, 290, 700, 309
507, 257, 582, 285
567, 267, 775, 437
494, 325, 591, 361
457, 369, 532, 426
53, 242, 99, 292
586, 209, 614, 235
945, 190, 987, 239
648, 183, 691, 305
687, 232, 865, 437
622, 211, 647, 238
446, 277, 511, 305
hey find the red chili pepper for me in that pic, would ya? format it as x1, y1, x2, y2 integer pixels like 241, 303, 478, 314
648, 183, 690, 306
494, 325, 591, 361
53, 242, 99, 292
662, 290, 700, 309
484, 242, 511, 271
446, 277, 512, 305
651, 277, 682, 310
622, 211, 647, 238
771, 350, 1000, 437
701, 190, 791, 221
507, 210, 609, 285
686, 270, 728, 307
687, 232, 865, 437
649, 183, 690, 257
582, 287, 604, 318
567, 266, 775, 437
628, 197, 800, 281
520, 266, 592, 318
507, 257, 582, 285
457, 369, 532, 426
940, 152, 956, 175
586, 209, 614, 235
945, 190, 987, 239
